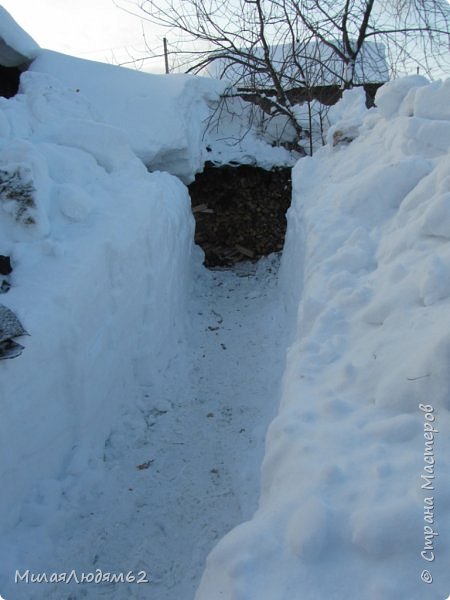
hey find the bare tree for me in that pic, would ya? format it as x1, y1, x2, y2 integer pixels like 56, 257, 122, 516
114, 0, 337, 153
115, 0, 449, 152
286, 0, 450, 87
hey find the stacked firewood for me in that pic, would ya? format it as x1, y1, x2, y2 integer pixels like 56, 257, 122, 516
189, 163, 292, 267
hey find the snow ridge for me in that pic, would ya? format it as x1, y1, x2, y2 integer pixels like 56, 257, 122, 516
0, 42, 196, 593
196, 78, 450, 600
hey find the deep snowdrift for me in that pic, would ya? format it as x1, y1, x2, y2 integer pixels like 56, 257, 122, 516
196, 77, 450, 599
28, 51, 226, 184
2, 7, 450, 600
0, 20, 197, 589
0, 5, 39, 66
0, 9, 293, 598
28, 51, 294, 180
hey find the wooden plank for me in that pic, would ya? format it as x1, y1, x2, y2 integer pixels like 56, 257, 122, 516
192, 204, 214, 214
235, 244, 255, 258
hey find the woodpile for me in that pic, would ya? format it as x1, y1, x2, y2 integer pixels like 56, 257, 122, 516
189, 163, 292, 267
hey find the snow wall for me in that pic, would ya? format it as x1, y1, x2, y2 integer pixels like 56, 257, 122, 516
196, 77, 450, 599
0, 39, 220, 569
29, 51, 226, 184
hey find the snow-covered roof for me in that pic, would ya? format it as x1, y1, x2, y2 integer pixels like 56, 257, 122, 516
0, 7, 40, 67
207, 39, 389, 88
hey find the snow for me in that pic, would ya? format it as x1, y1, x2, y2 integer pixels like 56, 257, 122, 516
0, 11, 289, 599
27, 50, 295, 179
0, 29, 197, 592
1, 7, 450, 600
204, 95, 297, 167
326, 86, 368, 147
196, 75, 450, 599
0, 6, 39, 66
28, 51, 226, 183
1, 256, 287, 600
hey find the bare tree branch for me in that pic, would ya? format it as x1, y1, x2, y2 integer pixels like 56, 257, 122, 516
116, 0, 450, 152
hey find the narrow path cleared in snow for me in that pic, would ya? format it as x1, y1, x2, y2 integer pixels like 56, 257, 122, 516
28, 254, 287, 600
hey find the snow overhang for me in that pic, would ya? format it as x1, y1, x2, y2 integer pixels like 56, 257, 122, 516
0, 7, 40, 68
0, 38, 33, 67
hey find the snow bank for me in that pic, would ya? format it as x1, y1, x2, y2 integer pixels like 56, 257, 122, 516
28, 51, 226, 183
0, 6, 40, 66
25, 43, 300, 177
196, 77, 450, 599
0, 47, 196, 579
204, 95, 297, 168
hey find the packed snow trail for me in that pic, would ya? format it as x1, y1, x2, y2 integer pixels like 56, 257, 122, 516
11, 255, 287, 600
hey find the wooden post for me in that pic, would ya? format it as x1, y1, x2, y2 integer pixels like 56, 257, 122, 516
163, 37, 169, 74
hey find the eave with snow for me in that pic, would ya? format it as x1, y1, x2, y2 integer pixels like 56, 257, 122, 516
208, 39, 389, 108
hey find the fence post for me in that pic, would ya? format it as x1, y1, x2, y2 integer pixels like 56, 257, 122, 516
163, 37, 169, 74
